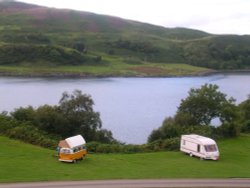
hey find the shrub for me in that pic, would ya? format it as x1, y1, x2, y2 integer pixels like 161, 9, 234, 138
122, 144, 144, 153
146, 138, 180, 151
242, 120, 250, 133
216, 122, 240, 138
6, 123, 58, 149
86, 142, 144, 154
0, 115, 17, 134
162, 137, 180, 151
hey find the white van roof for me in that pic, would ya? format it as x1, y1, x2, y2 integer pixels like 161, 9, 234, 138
182, 134, 216, 145
65, 135, 86, 148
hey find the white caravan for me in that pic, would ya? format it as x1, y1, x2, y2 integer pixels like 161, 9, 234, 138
180, 134, 219, 160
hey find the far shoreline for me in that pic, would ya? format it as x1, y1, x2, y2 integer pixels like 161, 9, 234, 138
0, 69, 249, 79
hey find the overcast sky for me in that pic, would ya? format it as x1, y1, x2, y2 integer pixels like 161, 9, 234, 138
17, 0, 250, 35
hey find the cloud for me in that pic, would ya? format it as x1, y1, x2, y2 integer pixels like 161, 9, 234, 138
17, 0, 250, 34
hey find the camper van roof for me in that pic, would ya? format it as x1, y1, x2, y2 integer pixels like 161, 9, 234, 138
65, 135, 86, 148
183, 134, 216, 145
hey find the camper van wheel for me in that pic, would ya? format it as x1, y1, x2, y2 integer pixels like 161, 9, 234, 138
189, 153, 193, 157
80, 156, 85, 160
73, 160, 77, 163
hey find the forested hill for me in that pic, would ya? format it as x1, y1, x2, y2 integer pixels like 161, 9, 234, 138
0, 0, 250, 71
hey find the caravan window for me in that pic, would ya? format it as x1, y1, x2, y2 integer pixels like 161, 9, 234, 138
204, 145, 217, 152
197, 144, 200, 152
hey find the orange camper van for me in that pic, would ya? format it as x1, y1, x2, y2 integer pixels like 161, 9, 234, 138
58, 135, 87, 163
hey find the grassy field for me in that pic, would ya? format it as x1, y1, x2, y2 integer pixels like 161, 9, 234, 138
0, 61, 211, 78
0, 134, 250, 183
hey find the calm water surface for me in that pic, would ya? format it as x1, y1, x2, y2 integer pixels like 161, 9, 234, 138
1, 74, 250, 144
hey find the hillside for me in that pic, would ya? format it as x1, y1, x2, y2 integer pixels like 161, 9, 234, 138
0, 0, 250, 77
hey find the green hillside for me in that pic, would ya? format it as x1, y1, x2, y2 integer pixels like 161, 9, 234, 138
0, 0, 250, 77
1, 134, 250, 182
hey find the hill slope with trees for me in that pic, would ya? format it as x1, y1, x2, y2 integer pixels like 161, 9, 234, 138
0, 0, 250, 77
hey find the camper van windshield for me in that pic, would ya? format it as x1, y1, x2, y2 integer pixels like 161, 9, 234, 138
61, 148, 71, 154
204, 145, 217, 152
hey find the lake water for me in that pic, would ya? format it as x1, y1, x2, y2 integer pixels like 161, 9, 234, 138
1, 74, 250, 144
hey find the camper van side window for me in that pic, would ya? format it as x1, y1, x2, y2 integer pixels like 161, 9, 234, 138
61, 149, 70, 154
197, 144, 200, 152
183, 140, 186, 145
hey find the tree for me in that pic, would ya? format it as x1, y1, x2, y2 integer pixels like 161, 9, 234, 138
58, 90, 102, 141
177, 84, 237, 126
95, 129, 117, 144
174, 111, 197, 127
238, 95, 250, 132
239, 94, 250, 120
147, 84, 240, 144
11, 106, 35, 122
148, 117, 179, 143
10, 90, 117, 143
34, 105, 69, 137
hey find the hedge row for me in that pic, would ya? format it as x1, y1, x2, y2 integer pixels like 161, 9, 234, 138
0, 115, 58, 149
86, 137, 180, 154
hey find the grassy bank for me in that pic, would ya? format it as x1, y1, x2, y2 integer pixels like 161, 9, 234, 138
0, 61, 212, 78
0, 134, 250, 182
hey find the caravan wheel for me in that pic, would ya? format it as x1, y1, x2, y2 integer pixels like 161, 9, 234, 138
189, 153, 193, 157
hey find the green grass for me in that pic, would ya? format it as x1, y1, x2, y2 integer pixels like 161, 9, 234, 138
0, 61, 211, 77
0, 134, 250, 182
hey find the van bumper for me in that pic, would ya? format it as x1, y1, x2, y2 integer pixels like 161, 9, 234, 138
59, 159, 73, 162
206, 156, 219, 160
213, 156, 219, 160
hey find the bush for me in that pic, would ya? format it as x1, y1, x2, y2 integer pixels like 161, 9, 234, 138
87, 142, 123, 153
86, 142, 100, 153
86, 142, 144, 153
0, 44, 91, 65
180, 125, 216, 139
242, 120, 250, 133
146, 138, 180, 151
0, 114, 59, 149
122, 144, 144, 153
0, 115, 17, 134
162, 137, 180, 151
148, 117, 180, 143
216, 123, 240, 138
145, 139, 163, 151
6, 123, 58, 149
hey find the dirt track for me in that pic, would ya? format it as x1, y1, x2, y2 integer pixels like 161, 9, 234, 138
1, 179, 250, 188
